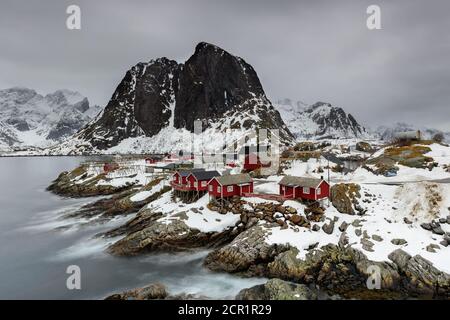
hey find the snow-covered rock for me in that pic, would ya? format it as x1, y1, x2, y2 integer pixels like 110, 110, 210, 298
274, 99, 371, 140
0, 87, 102, 150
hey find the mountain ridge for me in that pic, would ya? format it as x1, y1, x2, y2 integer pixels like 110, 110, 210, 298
0, 87, 101, 151
274, 99, 370, 140
49, 42, 293, 155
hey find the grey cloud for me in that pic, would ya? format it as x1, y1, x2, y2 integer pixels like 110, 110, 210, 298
0, 0, 449, 130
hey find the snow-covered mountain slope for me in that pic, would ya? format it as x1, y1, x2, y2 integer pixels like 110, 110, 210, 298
48, 42, 293, 155
0, 87, 102, 150
274, 100, 370, 140
376, 122, 450, 142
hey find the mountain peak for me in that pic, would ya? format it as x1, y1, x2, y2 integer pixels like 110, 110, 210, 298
56, 42, 293, 153
310, 101, 332, 109
0, 87, 100, 149
194, 42, 225, 54
275, 99, 369, 140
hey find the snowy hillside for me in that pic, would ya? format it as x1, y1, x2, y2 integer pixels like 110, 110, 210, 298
376, 122, 449, 142
274, 100, 370, 140
0, 87, 102, 151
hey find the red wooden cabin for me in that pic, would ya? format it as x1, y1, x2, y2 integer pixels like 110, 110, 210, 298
171, 169, 205, 191
145, 157, 161, 164
278, 175, 330, 201
243, 153, 271, 171
103, 162, 119, 172
208, 173, 253, 198
187, 171, 220, 191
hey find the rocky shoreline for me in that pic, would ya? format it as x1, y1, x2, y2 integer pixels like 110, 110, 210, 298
47, 165, 136, 197
47, 166, 450, 300
105, 279, 326, 300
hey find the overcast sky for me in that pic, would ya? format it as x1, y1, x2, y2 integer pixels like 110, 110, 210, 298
0, 0, 449, 130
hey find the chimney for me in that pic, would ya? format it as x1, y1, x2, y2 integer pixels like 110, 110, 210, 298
320, 175, 324, 180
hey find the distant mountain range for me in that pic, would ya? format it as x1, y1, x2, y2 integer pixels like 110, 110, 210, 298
0, 87, 101, 151
3, 43, 446, 156
375, 122, 450, 142
274, 99, 371, 140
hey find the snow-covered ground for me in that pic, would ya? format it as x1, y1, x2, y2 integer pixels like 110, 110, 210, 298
129, 179, 167, 202
56, 139, 450, 275
264, 182, 450, 273
257, 142, 450, 273
149, 192, 240, 233
347, 143, 450, 183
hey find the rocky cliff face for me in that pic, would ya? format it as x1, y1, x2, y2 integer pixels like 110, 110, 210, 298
77, 58, 180, 149
61, 42, 292, 153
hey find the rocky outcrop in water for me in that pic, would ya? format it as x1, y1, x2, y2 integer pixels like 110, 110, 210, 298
204, 223, 450, 298
388, 249, 450, 297
47, 166, 135, 197
236, 278, 318, 300
267, 245, 402, 297
105, 283, 168, 300
108, 211, 234, 256
204, 225, 290, 275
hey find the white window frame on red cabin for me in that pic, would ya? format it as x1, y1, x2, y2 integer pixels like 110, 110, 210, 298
201, 181, 207, 187
303, 187, 310, 194
227, 186, 233, 192
217, 186, 221, 193
209, 185, 213, 192
317, 187, 321, 195
193, 181, 198, 188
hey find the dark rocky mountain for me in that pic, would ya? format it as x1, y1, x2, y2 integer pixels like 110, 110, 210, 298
77, 58, 180, 149
66, 42, 293, 152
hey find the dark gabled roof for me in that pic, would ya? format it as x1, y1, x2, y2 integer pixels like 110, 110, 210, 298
176, 168, 205, 177
189, 170, 220, 181
214, 173, 253, 186
155, 163, 177, 169
278, 175, 324, 188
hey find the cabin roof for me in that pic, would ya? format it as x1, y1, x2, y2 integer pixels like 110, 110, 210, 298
214, 173, 252, 186
155, 163, 177, 169
189, 170, 220, 181
278, 175, 324, 188
176, 168, 205, 177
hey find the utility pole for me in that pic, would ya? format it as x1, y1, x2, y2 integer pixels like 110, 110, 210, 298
327, 157, 330, 184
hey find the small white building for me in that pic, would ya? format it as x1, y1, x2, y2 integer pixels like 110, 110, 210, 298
393, 130, 421, 141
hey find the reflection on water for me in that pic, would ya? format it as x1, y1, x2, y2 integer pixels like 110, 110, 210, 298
0, 157, 265, 299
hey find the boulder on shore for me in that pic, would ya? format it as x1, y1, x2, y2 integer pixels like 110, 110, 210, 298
388, 249, 450, 296
236, 278, 318, 300
105, 283, 168, 300
330, 183, 364, 215
204, 225, 290, 275
355, 141, 373, 153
